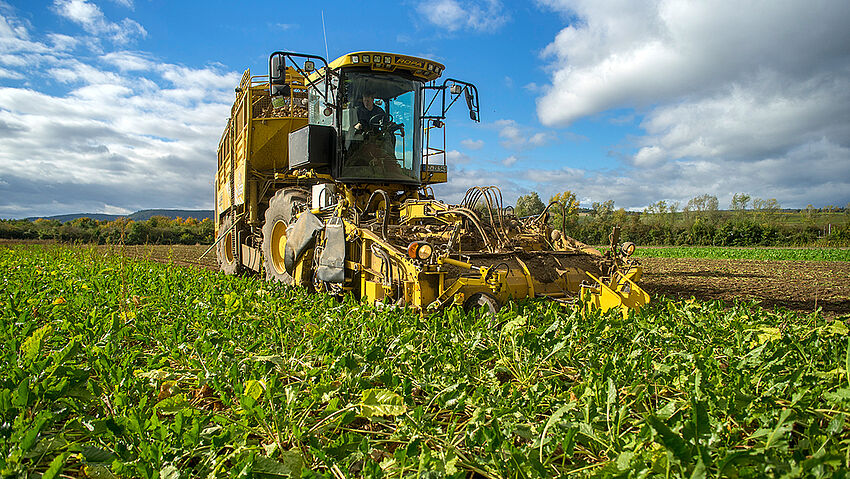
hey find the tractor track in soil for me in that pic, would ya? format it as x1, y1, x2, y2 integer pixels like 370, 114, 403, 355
94, 244, 850, 318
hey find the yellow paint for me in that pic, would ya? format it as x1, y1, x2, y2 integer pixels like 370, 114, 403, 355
213, 55, 649, 316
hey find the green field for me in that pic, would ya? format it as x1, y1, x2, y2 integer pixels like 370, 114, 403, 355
2, 244, 850, 477
633, 246, 850, 262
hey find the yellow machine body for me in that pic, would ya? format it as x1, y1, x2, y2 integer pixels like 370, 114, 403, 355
213, 50, 649, 315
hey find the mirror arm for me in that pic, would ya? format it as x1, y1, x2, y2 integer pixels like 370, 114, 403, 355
430, 78, 480, 122
268, 51, 334, 105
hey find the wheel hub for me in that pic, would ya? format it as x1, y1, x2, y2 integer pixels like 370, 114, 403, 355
270, 219, 287, 274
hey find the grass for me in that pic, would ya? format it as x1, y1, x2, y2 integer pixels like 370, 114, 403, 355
1, 244, 849, 477
633, 246, 850, 262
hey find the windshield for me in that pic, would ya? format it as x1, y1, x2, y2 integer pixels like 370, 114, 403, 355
339, 72, 421, 183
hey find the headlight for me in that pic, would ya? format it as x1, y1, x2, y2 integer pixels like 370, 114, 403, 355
407, 241, 434, 261
621, 242, 636, 257
351, 55, 359, 63
362, 54, 370, 63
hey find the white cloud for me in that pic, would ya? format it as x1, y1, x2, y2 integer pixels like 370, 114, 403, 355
510, 137, 850, 211
460, 138, 484, 150
46, 33, 78, 51
493, 119, 556, 149
523, 82, 539, 92
533, 0, 850, 208
0, 13, 50, 55
502, 155, 518, 166
417, 0, 509, 33
101, 50, 154, 71
53, 0, 146, 44
0, 6, 239, 218
433, 166, 525, 204
446, 150, 472, 164
420, 0, 464, 31
0, 66, 22, 79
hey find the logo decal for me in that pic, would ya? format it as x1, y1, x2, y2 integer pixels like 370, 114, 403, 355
395, 57, 424, 68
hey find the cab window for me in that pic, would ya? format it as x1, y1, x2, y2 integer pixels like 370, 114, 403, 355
339, 72, 421, 183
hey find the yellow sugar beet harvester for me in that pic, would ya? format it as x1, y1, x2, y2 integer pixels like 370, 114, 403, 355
212, 50, 649, 315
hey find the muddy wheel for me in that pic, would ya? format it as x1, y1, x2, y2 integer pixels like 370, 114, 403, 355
216, 215, 241, 275
262, 188, 309, 284
463, 292, 500, 317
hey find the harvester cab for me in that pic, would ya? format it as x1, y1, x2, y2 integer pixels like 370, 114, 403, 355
266, 51, 476, 189
213, 50, 649, 317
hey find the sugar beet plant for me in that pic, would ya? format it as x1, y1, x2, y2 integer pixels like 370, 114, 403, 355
1, 244, 849, 478
633, 247, 850, 262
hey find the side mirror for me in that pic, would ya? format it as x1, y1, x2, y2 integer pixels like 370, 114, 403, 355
450, 83, 462, 95
270, 54, 285, 85
465, 86, 479, 122
270, 54, 289, 98
303, 60, 315, 72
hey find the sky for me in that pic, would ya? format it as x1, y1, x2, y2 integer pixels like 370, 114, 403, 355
0, 0, 848, 218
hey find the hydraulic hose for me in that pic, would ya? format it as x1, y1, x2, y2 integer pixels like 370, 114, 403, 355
439, 207, 494, 252
362, 189, 391, 240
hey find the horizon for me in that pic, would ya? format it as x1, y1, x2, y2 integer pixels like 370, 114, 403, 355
9, 202, 847, 223
1, 1, 848, 218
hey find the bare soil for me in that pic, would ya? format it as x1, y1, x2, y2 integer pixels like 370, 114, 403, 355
67, 244, 850, 319
639, 257, 850, 318
93, 244, 220, 270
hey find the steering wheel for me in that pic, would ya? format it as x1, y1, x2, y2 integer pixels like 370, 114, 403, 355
369, 113, 393, 129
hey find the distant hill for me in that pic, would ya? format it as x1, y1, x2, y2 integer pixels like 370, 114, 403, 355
28, 213, 122, 222
27, 209, 214, 223
127, 209, 214, 222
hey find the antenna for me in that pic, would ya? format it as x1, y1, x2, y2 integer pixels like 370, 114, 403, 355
321, 10, 329, 60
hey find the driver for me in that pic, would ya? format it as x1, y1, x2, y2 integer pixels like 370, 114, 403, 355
354, 91, 402, 135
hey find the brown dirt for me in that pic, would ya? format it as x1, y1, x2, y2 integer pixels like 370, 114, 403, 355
14, 243, 845, 318
0, 238, 55, 244
93, 244, 220, 270
639, 257, 850, 318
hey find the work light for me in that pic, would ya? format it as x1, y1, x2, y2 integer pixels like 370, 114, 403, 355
407, 241, 434, 261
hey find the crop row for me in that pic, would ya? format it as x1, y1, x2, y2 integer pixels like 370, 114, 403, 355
633, 246, 850, 262
1, 244, 849, 478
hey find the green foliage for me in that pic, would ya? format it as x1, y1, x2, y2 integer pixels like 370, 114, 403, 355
0, 216, 214, 245
685, 194, 720, 217
565, 211, 848, 247
730, 193, 751, 211
634, 246, 850, 262
509, 191, 847, 247
548, 190, 580, 231
1, 244, 850, 477
515, 192, 545, 218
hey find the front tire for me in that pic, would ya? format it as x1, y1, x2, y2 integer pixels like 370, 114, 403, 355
463, 292, 500, 317
262, 188, 309, 284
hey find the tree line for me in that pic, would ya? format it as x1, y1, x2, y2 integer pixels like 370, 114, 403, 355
513, 192, 850, 247
0, 216, 214, 245
2, 194, 848, 247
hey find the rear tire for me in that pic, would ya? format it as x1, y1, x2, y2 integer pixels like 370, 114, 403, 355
262, 188, 309, 284
217, 215, 241, 275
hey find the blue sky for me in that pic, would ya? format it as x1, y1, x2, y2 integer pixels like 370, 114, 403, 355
1, 0, 848, 218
